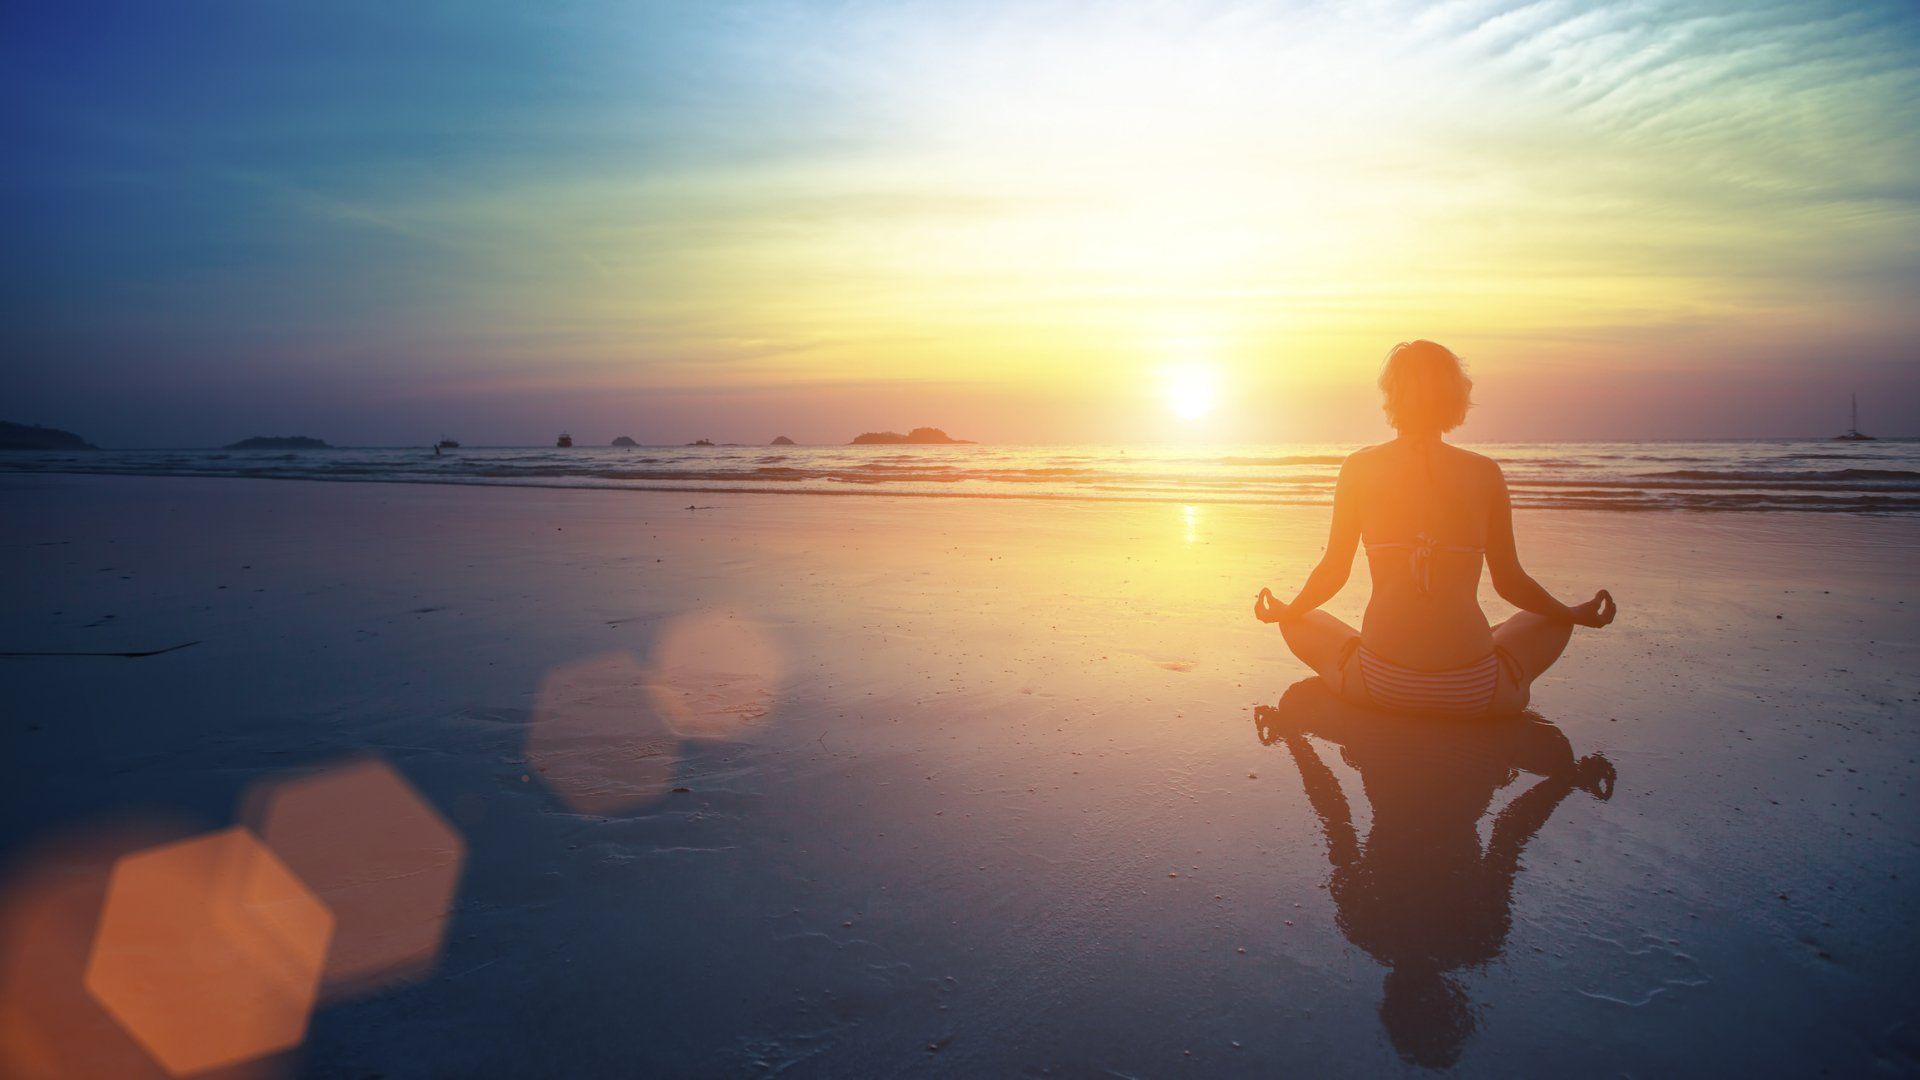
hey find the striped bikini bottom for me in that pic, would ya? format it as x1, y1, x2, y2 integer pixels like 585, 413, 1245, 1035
1337, 639, 1521, 716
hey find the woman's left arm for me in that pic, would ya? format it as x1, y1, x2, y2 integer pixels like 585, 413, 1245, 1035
1486, 462, 1616, 627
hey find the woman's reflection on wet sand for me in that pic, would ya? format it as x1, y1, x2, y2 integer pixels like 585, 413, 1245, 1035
1255, 677, 1615, 1068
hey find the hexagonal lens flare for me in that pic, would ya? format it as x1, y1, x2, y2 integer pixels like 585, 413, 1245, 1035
82, 827, 333, 1078
244, 758, 465, 997
0, 823, 192, 1080
643, 610, 786, 739
528, 651, 681, 814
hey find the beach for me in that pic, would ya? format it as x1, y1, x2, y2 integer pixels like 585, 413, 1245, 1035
2, 472, 1916, 1076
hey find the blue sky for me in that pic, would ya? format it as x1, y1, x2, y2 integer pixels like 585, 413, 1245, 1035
4, 1, 1918, 445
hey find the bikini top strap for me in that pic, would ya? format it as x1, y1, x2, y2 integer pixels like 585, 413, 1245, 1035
1364, 446, 1484, 589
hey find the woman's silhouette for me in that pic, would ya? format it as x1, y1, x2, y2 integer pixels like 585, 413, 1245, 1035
1255, 678, 1615, 1067
1254, 340, 1615, 716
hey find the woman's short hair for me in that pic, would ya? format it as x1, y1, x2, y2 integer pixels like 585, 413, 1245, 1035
1378, 340, 1473, 433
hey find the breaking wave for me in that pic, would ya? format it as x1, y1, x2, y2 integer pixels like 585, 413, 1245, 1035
4, 440, 1916, 514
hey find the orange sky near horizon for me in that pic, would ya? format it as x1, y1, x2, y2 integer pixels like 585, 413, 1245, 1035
4, 1, 1917, 445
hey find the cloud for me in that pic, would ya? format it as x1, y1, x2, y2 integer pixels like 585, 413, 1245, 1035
2, 0, 1916, 443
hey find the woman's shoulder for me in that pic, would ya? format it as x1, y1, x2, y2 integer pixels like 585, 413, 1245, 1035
1337, 443, 1391, 482
1445, 443, 1504, 477
1450, 448, 1508, 500
1344, 441, 1395, 465
1344, 440, 1497, 467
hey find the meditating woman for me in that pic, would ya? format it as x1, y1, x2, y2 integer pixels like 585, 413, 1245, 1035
1253, 340, 1615, 716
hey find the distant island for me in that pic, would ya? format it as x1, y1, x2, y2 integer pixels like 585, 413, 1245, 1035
850, 427, 974, 445
770, 435, 796, 446
0, 420, 95, 451
225, 436, 330, 450
686, 438, 714, 447
611, 435, 639, 447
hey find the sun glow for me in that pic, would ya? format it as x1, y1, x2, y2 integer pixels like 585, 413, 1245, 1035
1164, 362, 1221, 421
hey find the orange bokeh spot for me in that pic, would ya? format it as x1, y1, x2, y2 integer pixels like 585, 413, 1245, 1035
528, 651, 680, 814
644, 610, 785, 739
83, 827, 333, 1078
0, 823, 194, 1080
244, 759, 465, 997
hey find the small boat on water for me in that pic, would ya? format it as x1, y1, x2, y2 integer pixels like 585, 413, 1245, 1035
556, 432, 574, 448
1834, 394, 1876, 441
437, 438, 460, 449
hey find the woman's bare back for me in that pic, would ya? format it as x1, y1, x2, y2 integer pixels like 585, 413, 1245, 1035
1347, 439, 1500, 669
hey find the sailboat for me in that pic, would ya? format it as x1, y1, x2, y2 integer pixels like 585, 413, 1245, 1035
1834, 394, 1876, 442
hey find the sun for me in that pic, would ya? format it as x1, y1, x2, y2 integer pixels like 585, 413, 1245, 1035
1163, 362, 1220, 421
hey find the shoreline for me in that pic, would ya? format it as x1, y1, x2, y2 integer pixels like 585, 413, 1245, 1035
2, 464, 1915, 515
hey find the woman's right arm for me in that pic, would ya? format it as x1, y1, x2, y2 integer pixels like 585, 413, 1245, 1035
1279, 457, 1363, 618
1485, 463, 1614, 626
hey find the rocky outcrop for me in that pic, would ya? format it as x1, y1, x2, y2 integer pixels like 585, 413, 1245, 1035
611, 436, 639, 447
0, 421, 95, 450
850, 427, 973, 445
770, 435, 796, 446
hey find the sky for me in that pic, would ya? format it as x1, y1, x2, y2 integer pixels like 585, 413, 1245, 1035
3, 0, 1918, 446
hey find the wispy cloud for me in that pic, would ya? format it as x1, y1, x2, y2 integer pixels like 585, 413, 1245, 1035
2, 0, 1916, 442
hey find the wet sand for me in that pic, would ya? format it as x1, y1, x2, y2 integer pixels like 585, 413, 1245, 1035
2, 473, 1916, 1076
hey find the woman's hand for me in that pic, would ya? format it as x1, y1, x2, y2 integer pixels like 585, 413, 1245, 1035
1576, 753, 1616, 801
1567, 589, 1616, 628
1252, 587, 1287, 624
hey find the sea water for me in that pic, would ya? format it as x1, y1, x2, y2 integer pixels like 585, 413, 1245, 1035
4, 440, 1917, 513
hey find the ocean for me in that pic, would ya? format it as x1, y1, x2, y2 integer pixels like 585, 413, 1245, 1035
3, 440, 1916, 513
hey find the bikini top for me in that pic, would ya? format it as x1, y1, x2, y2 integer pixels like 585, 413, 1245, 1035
1363, 444, 1483, 593
1365, 534, 1483, 593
